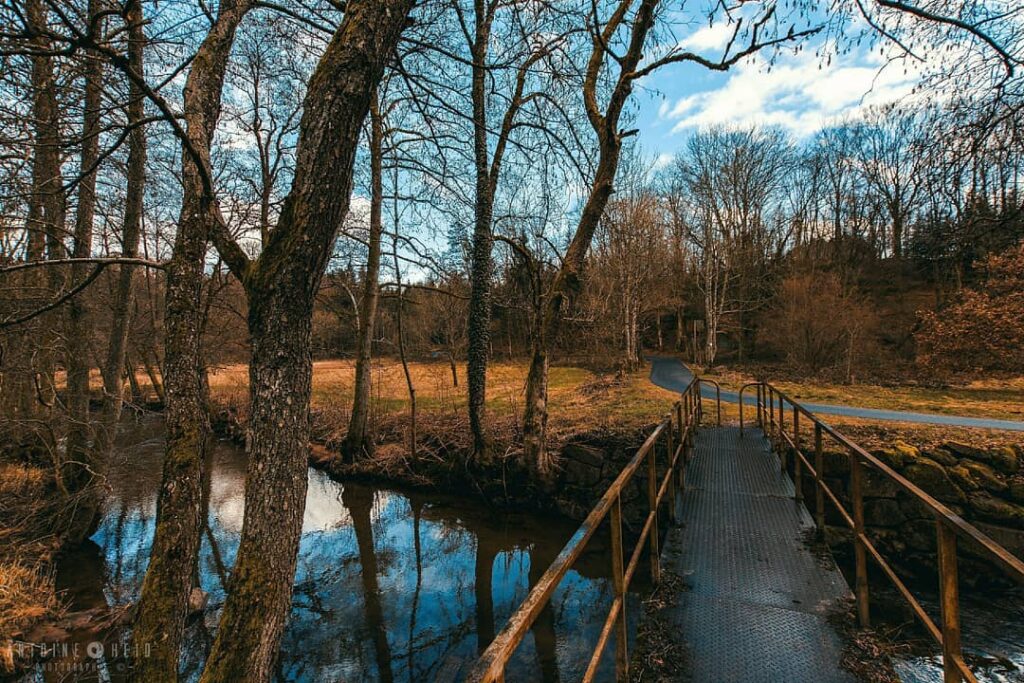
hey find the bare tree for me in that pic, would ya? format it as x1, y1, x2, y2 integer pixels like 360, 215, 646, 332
341, 90, 385, 461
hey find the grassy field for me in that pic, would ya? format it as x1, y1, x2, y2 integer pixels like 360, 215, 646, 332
207, 359, 679, 444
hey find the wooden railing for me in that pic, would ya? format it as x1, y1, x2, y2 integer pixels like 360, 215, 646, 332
740, 381, 1024, 683
466, 378, 706, 683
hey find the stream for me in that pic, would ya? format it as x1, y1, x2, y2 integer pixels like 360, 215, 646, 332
43, 415, 643, 682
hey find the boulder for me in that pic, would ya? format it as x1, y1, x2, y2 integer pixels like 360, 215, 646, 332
863, 467, 902, 498
949, 465, 980, 492
870, 447, 909, 471
921, 447, 958, 467
560, 443, 605, 487
967, 492, 1024, 527
892, 441, 920, 460
1009, 480, 1024, 504
902, 458, 966, 504
903, 519, 937, 552
976, 447, 1020, 475
943, 441, 986, 460
864, 498, 905, 527
821, 449, 851, 476
958, 460, 1008, 494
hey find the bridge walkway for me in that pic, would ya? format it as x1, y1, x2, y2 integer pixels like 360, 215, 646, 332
647, 425, 856, 682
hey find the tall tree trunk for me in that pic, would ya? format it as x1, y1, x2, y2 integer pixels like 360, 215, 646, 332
36, 0, 66, 413
466, 0, 496, 459
393, 235, 417, 457
522, 146, 621, 472
521, 0, 659, 472
341, 91, 384, 462
3, 0, 64, 448
66, 0, 103, 461
132, 3, 253, 680
199, 4, 413, 681
99, 0, 147, 455
64, 0, 105, 543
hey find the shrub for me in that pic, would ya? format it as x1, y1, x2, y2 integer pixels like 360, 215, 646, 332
916, 242, 1024, 375
761, 273, 878, 379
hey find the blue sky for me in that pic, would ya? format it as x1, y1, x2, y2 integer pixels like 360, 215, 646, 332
631, 25, 925, 160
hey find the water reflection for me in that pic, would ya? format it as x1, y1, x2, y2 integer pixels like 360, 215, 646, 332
51, 416, 636, 682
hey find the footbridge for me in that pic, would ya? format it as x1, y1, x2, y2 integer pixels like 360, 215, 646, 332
467, 375, 1024, 682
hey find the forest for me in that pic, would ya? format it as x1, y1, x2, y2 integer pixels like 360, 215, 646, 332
0, 0, 1022, 681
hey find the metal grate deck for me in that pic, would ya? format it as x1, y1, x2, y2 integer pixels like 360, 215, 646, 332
642, 426, 856, 682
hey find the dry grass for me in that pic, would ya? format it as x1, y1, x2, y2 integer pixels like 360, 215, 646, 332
208, 359, 676, 446
206, 357, 1024, 453
0, 464, 63, 673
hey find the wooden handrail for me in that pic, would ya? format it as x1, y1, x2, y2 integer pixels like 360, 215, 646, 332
741, 381, 1024, 683
698, 378, 722, 425
467, 378, 704, 682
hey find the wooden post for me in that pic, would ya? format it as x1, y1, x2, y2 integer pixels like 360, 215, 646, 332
667, 426, 677, 526
757, 384, 764, 428
793, 406, 802, 500
610, 497, 628, 678
814, 424, 825, 530
647, 450, 661, 584
676, 401, 684, 446
778, 396, 787, 472
768, 390, 775, 436
936, 520, 963, 683
850, 452, 870, 627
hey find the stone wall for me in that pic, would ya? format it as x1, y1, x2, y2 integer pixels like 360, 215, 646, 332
550, 429, 668, 530
785, 439, 1023, 582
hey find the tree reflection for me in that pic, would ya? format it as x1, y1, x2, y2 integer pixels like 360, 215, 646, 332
530, 542, 560, 682
343, 484, 394, 683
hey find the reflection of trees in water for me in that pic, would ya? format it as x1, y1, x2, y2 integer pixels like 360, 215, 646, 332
529, 543, 560, 682
475, 534, 498, 654
80, 428, 632, 682
344, 484, 395, 683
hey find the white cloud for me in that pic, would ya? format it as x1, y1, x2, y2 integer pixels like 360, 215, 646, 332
678, 22, 735, 51
660, 48, 923, 137
653, 152, 674, 170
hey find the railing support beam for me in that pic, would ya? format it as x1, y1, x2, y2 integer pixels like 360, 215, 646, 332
937, 520, 963, 683
793, 406, 802, 501
667, 427, 677, 526
814, 424, 825, 531
648, 449, 661, 585
850, 453, 871, 627
610, 497, 628, 679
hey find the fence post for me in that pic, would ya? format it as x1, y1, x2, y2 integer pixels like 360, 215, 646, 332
936, 520, 963, 683
610, 497, 629, 678
793, 406, 802, 501
757, 384, 764, 428
814, 424, 825, 530
648, 447, 661, 585
778, 396, 787, 472
667, 425, 677, 526
676, 401, 684, 447
850, 452, 871, 627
